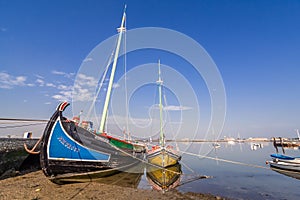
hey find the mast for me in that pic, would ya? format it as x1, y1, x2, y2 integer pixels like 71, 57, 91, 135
99, 6, 126, 133
157, 60, 165, 147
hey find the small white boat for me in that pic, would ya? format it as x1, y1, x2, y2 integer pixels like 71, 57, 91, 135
267, 154, 300, 179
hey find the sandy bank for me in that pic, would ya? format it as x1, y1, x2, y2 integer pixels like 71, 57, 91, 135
0, 170, 226, 200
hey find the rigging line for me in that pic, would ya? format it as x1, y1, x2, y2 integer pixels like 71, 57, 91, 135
0, 121, 38, 124
86, 50, 114, 121
0, 122, 47, 129
180, 160, 196, 174
0, 118, 48, 122
162, 92, 179, 151
179, 150, 269, 170
177, 175, 211, 188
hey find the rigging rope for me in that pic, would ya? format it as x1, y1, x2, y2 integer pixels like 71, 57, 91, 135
86, 50, 114, 121
0, 118, 48, 122
0, 122, 47, 129
179, 149, 269, 170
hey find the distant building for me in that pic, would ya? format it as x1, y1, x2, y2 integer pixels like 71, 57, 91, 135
247, 137, 269, 142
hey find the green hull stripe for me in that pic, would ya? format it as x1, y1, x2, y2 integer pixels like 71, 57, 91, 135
109, 139, 133, 150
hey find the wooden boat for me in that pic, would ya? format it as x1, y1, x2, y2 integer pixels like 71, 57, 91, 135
40, 102, 144, 178
146, 163, 181, 191
147, 145, 181, 168
146, 61, 181, 168
36, 8, 146, 181
267, 153, 300, 180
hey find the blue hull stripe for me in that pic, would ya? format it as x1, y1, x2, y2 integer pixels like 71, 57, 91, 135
270, 154, 299, 160
48, 119, 110, 162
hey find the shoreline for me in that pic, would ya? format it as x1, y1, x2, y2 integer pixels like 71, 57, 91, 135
0, 170, 226, 200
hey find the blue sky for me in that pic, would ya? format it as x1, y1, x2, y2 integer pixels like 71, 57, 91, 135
1, 0, 300, 138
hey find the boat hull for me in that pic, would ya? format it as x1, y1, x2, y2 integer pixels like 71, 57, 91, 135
269, 161, 300, 173
147, 147, 181, 168
40, 102, 144, 180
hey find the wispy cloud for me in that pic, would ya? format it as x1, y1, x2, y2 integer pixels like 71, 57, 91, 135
76, 73, 98, 87
49, 74, 94, 102
163, 105, 192, 111
51, 83, 74, 102
36, 78, 45, 86
1, 28, 7, 32
52, 70, 75, 78
151, 104, 192, 111
67, 73, 100, 102
0, 70, 100, 104
27, 83, 35, 87
83, 57, 93, 62
112, 83, 120, 89
0, 72, 27, 89
46, 83, 56, 87
34, 74, 44, 79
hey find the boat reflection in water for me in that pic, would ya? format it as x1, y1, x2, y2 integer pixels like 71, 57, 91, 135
146, 163, 182, 192
51, 163, 144, 187
269, 165, 300, 180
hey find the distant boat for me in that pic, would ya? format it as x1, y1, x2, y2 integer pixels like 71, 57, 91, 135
146, 61, 181, 168
250, 143, 263, 151
146, 163, 181, 191
267, 154, 300, 179
211, 127, 220, 148
29, 8, 146, 181
212, 142, 221, 148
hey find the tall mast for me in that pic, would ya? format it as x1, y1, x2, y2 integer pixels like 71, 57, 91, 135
99, 6, 126, 133
157, 60, 165, 147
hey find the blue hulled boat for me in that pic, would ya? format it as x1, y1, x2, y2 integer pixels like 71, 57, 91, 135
267, 153, 300, 180
37, 7, 146, 182
40, 102, 144, 180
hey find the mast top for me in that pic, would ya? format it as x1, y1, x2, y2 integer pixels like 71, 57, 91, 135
157, 59, 163, 85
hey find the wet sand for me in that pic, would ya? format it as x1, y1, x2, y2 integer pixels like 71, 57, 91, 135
0, 170, 225, 200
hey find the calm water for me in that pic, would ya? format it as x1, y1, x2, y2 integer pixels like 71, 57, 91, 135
138, 142, 300, 200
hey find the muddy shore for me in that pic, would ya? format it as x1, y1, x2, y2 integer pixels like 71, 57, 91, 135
0, 170, 226, 200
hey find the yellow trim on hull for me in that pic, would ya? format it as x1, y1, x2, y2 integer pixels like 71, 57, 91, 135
147, 149, 179, 168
